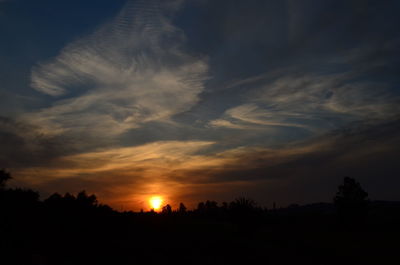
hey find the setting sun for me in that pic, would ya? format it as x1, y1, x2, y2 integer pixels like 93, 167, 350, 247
149, 196, 163, 210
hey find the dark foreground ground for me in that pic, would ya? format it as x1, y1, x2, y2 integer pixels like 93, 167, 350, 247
1, 192, 400, 265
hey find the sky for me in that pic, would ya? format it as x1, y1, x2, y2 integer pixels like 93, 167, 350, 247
1, 0, 400, 210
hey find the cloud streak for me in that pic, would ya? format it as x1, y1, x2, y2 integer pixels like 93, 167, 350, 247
29, 0, 208, 138
210, 69, 400, 134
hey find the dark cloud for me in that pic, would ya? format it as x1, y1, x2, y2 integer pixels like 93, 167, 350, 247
0, 116, 113, 169
0, 116, 63, 168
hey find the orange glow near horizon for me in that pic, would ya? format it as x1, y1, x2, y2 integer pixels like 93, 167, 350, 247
149, 196, 163, 211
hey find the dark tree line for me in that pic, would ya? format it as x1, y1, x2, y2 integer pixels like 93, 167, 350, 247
1, 168, 399, 265
0, 169, 372, 221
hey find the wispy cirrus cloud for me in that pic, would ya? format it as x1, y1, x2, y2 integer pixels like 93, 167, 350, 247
256, 73, 399, 120
210, 103, 308, 129
210, 70, 400, 132
29, 0, 208, 138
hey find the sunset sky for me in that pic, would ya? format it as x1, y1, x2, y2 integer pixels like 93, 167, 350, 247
1, 0, 400, 210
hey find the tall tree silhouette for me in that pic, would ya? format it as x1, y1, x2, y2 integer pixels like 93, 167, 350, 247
334, 177, 369, 223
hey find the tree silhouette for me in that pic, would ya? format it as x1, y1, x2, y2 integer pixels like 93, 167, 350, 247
195, 201, 219, 215
205, 200, 218, 209
229, 197, 258, 228
0, 169, 11, 189
162, 204, 172, 214
178, 202, 187, 214
44, 192, 63, 204
76, 190, 98, 208
229, 197, 256, 212
64, 192, 76, 202
334, 177, 369, 224
197, 202, 205, 213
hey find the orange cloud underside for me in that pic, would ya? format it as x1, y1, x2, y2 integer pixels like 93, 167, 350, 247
10, 138, 340, 211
